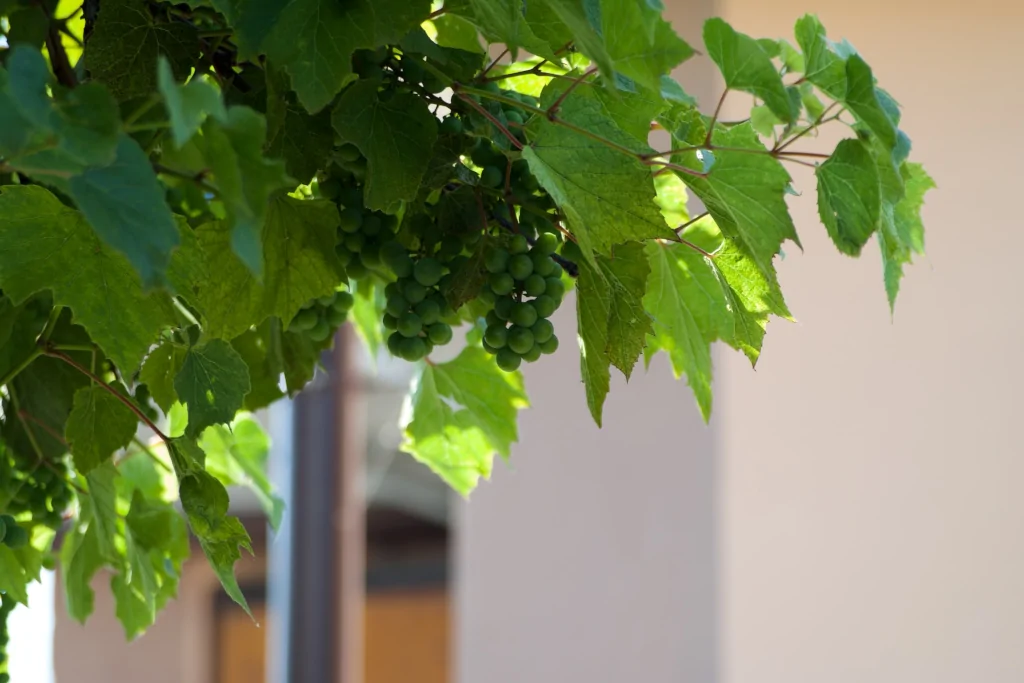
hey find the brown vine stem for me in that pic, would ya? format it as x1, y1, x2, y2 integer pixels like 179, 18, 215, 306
773, 102, 841, 153
546, 66, 598, 117
152, 163, 220, 196
679, 238, 717, 260
43, 346, 171, 444
674, 211, 710, 236
705, 89, 729, 146
455, 92, 524, 150
426, 6, 447, 20
478, 47, 511, 81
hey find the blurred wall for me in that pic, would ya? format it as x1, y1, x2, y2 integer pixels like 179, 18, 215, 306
456, 1, 1024, 682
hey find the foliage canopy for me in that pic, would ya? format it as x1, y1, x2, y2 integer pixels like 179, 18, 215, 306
0, 0, 932, 651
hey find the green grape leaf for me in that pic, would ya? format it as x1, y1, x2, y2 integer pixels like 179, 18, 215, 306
169, 195, 344, 341
171, 440, 253, 616
670, 117, 798, 282
524, 81, 674, 255
401, 347, 528, 496
816, 138, 881, 256
0, 293, 50, 386
575, 242, 651, 425
192, 107, 293, 275
139, 342, 188, 413
66, 135, 182, 287
230, 322, 286, 411
60, 522, 104, 622
446, 0, 561, 60
0, 47, 120, 175
0, 544, 41, 605
332, 81, 439, 213
794, 14, 847, 98
174, 340, 252, 438
84, 463, 120, 561
110, 550, 154, 639
879, 162, 935, 309
704, 18, 795, 123
264, 65, 335, 184
0, 187, 178, 372
1, 355, 89, 460
83, 0, 198, 100
65, 385, 139, 473
844, 55, 899, 150
255, 0, 431, 113
430, 13, 485, 54
200, 416, 284, 529
540, 0, 693, 94
157, 57, 227, 149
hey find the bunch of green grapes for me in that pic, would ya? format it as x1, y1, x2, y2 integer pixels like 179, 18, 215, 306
287, 290, 355, 342
380, 238, 457, 361
0, 592, 12, 683
0, 447, 71, 531
481, 233, 565, 371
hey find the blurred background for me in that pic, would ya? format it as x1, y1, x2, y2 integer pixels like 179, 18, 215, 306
10, 0, 1024, 681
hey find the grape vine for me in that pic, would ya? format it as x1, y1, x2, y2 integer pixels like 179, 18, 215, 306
0, 0, 932, 647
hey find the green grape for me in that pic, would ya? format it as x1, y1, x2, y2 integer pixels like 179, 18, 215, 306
382, 313, 398, 330
414, 299, 441, 326
344, 232, 365, 251
384, 281, 402, 299
327, 307, 347, 327
539, 335, 559, 354
381, 241, 414, 278
534, 232, 559, 255
414, 258, 444, 286
422, 71, 445, 94
427, 323, 453, 345
510, 302, 538, 328
507, 325, 534, 354
508, 254, 533, 281
561, 239, 583, 262
439, 116, 463, 135
549, 261, 564, 278
479, 288, 497, 305
533, 295, 557, 319
480, 165, 504, 188
308, 319, 332, 342
485, 310, 502, 327
523, 273, 547, 297
489, 272, 515, 295
484, 324, 508, 349
509, 234, 530, 255
362, 213, 382, 236
531, 251, 556, 277
360, 241, 381, 267
422, 337, 436, 356
403, 279, 427, 304
335, 245, 353, 266
318, 176, 342, 200
532, 318, 554, 344
336, 143, 362, 163
317, 294, 335, 306
494, 296, 515, 320
333, 291, 354, 312
289, 308, 320, 332
485, 247, 510, 274
3, 524, 27, 549
385, 293, 409, 317
505, 110, 524, 125
387, 331, 403, 355
471, 141, 503, 168
496, 349, 522, 372
398, 312, 422, 338
545, 277, 566, 301
339, 207, 363, 233
399, 336, 428, 361
483, 339, 499, 355
521, 344, 542, 362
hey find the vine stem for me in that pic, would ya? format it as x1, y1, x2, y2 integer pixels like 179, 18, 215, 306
123, 93, 162, 128
478, 48, 510, 81
680, 238, 717, 260
129, 436, 173, 473
705, 89, 729, 146
773, 102, 841, 153
43, 346, 171, 443
455, 92, 523, 150
674, 211, 710, 236
426, 6, 446, 20
153, 163, 220, 196
0, 348, 42, 388
546, 66, 598, 117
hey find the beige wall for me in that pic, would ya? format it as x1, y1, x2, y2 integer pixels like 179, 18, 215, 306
714, 1, 1024, 682
458, 1, 1024, 683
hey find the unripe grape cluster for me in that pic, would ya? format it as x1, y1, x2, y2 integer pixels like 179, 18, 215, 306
0, 450, 71, 531
480, 233, 564, 371
0, 514, 28, 550
382, 252, 455, 362
287, 289, 354, 342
